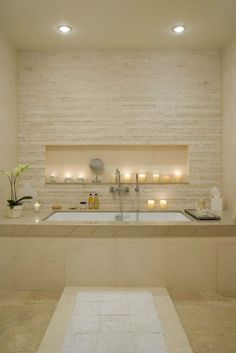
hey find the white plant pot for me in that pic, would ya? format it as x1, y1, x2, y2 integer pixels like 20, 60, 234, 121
8, 205, 23, 218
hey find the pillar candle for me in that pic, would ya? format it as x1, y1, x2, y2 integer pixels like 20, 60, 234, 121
153, 173, 160, 183
139, 173, 146, 183
174, 171, 182, 182
160, 200, 167, 210
148, 200, 155, 209
124, 174, 131, 182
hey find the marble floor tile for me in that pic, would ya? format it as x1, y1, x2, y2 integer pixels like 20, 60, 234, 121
0, 290, 61, 353
169, 290, 236, 353
1, 289, 236, 353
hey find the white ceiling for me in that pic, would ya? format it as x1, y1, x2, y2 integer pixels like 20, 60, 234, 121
0, 0, 236, 50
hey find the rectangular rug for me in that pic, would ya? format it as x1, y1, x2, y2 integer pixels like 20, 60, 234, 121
60, 291, 169, 353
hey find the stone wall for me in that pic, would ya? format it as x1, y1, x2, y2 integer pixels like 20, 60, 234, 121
18, 51, 222, 210
0, 31, 18, 211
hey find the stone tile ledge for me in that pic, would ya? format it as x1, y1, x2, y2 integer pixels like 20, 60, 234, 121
0, 210, 236, 238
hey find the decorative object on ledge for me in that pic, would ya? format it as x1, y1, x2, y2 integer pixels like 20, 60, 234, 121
210, 186, 223, 212
89, 158, 104, 183
185, 209, 221, 221
51, 204, 62, 210
0, 164, 32, 218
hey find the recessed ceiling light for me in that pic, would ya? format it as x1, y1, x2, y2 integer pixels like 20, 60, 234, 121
57, 25, 72, 33
172, 25, 187, 34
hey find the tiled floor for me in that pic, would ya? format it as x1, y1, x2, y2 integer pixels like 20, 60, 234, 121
37, 287, 192, 353
169, 290, 236, 353
0, 289, 236, 353
0, 290, 61, 353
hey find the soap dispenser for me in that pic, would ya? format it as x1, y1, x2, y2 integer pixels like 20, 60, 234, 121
94, 193, 99, 209
88, 193, 94, 209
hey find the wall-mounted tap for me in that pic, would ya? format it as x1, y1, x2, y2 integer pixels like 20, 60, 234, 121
109, 168, 130, 193
115, 168, 121, 190
135, 173, 139, 192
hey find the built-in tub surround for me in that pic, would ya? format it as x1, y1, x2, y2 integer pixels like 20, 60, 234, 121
45, 211, 191, 222
0, 210, 236, 296
18, 51, 222, 210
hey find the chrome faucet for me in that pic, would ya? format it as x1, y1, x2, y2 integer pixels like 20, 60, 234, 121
109, 168, 130, 193
115, 168, 121, 189
135, 173, 139, 192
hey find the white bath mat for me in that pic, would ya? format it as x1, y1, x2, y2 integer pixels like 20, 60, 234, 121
60, 291, 169, 353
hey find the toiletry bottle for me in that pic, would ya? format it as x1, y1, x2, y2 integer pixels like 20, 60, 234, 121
94, 193, 99, 209
88, 193, 94, 209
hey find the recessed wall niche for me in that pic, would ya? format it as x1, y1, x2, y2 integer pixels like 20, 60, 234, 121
45, 145, 189, 184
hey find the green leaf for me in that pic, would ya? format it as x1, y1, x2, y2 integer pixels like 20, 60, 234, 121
16, 196, 33, 203
7, 199, 18, 208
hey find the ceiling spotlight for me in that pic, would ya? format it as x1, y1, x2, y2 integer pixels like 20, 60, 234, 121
57, 25, 72, 33
172, 25, 187, 34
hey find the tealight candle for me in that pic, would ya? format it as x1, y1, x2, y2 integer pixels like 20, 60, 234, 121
160, 200, 167, 210
64, 174, 73, 183
153, 173, 160, 183
77, 176, 85, 183
174, 171, 182, 182
34, 202, 41, 213
124, 173, 131, 182
163, 175, 170, 183
49, 174, 56, 183
139, 173, 146, 183
148, 200, 155, 210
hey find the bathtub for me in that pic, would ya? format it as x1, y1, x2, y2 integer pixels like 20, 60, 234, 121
45, 211, 191, 222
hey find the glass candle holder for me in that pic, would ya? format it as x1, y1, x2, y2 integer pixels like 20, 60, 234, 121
163, 175, 170, 183
160, 200, 167, 210
124, 174, 131, 183
153, 173, 160, 183
148, 200, 155, 210
174, 171, 182, 182
34, 202, 41, 213
49, 174, 56, 183
139, 173, 146, 183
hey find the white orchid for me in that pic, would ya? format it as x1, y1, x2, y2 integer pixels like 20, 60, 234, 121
0, 164, 32, 208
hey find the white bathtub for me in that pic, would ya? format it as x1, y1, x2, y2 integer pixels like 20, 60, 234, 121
45, 211, 191, 222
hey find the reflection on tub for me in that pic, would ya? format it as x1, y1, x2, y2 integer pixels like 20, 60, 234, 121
45, 211, 191, 222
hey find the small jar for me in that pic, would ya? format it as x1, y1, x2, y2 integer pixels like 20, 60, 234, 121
80, 201, 87, 210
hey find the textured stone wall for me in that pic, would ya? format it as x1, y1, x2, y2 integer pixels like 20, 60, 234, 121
223, 37, 236, 211
18, 51, 222, 210
0, 31, 18, 212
